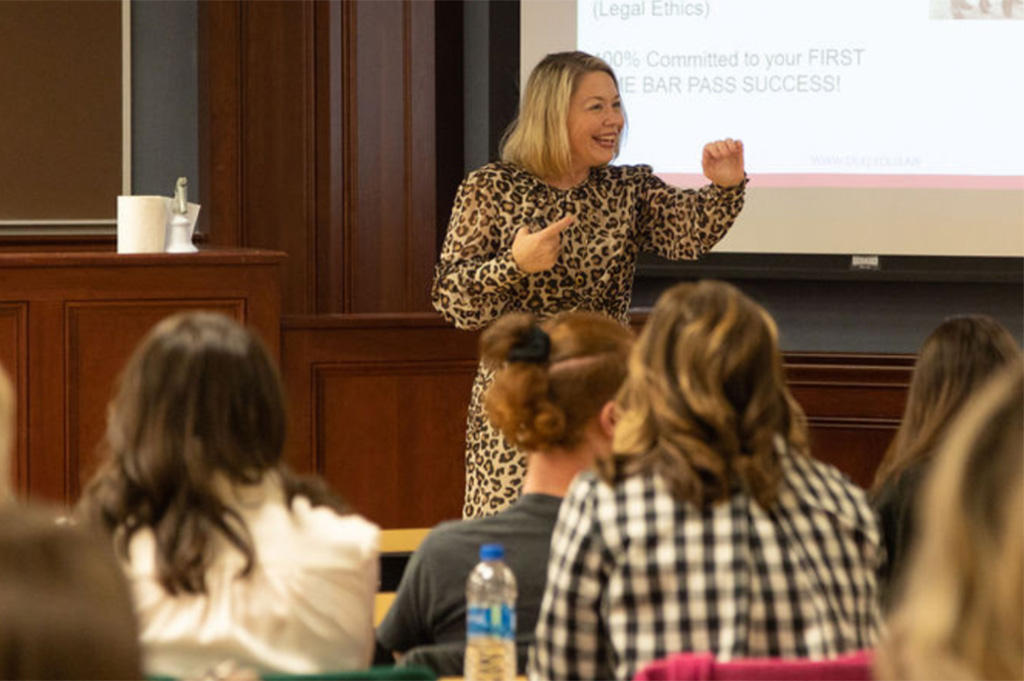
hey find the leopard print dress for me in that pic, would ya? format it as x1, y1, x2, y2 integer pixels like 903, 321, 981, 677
432, 162, 747, 518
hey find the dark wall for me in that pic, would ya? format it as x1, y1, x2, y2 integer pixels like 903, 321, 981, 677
635, 275, 1023, 353
438, 0, 520, 239
132, 0, 199, 202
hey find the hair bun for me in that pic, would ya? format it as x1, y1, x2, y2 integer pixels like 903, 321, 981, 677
507, 326, 551, 364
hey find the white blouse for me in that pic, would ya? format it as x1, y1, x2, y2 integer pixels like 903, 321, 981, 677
125, 474, 379, 677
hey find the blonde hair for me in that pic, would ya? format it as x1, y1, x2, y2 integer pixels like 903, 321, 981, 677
876, 363, 1023, 681
481, 312, 632, 451
500, 51, 621, 179
0, 363, 14, 504
606, 280, 808, 509
872, 315, 1020, 492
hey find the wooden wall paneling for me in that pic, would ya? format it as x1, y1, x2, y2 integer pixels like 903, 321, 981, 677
0, 304, 27, 494
199, 0, 439, 315
0, 249, 284, 505
281, 325, 318, 475
26, 300, 66, 502
407, 0, 438, 313
281, 315, 479, 528
198, 0, 243, 248
351, 1, 405, 312
339, 0, 358, 314
0, 234, 114, 253
315, 0, 345, 314
347, 0, 436, 314
242, 0, 317, 315
281, 315, 911, 528
64, 300, 245, 501
785, 353, 913, 488
804, 426, 902, 491
315, 359, 474, 528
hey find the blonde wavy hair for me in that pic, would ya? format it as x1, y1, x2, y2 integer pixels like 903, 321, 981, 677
481, 312, 633, 452
605, 280, 808, 509
500, 51, 621, 180
876, 363, 1023, 681
0, 362, 14, 504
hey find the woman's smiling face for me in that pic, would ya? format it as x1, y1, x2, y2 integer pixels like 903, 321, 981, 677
566, 70, 624, 175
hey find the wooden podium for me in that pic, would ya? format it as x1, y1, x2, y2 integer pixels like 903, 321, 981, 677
0, 249, 285, 505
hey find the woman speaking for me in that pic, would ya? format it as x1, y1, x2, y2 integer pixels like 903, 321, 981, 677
432, 51, 747, 518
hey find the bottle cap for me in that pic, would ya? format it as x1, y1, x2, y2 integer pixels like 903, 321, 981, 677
479, 543, 504, 561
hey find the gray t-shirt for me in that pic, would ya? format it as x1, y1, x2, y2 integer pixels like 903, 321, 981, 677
376, 493, 562, 653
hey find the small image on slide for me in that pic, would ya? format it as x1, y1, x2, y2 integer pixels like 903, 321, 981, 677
930, 0, 1024, 19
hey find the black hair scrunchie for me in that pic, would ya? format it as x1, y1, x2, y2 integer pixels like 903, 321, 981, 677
507, 325, 551, 364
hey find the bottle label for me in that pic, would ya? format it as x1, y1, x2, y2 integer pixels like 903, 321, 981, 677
466, 604, 515, 639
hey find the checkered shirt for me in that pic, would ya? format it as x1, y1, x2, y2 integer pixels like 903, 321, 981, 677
529, 445, 882, 680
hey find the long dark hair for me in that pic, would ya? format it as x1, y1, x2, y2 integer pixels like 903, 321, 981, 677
876, 365, 1023, 681
78, 312, 347, 594
872, 315, 1020, 492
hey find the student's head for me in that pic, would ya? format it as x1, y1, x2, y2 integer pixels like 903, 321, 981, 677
107, 311, 287, 486
872, 314, 1020, 491
500, 51, 624, 179
481, 311, 633, 455
0, 362, 13, 504
79, 311, 344, 594
876, 364, 1023, 681
609, 280, 807, 509
0, 505, 142, 680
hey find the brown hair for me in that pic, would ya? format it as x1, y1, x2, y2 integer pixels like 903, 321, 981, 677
872, 315, 1020, 492
876, 364, 1023, 681
607, 280, 808, 509
78, 312, 347, 595
481, 312, 632, 451
500, 51, 623, 179
0, 505, 142, 680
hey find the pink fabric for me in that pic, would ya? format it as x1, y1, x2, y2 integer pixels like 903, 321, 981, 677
633, 650, 874, 681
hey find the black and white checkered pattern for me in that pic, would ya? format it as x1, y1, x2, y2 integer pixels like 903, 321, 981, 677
529, 445, 882, 680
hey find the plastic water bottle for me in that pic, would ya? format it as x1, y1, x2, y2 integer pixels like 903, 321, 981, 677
464, 543, 517, 681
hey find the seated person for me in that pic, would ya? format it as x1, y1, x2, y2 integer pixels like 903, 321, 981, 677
869, 315, 1020, 608
376, 311, 633, 673
876, 363, 1022, 681
77, 312, 379, 677
530, 280, 882, 681
0, 504, 142, 680
1, 361, 141, 680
